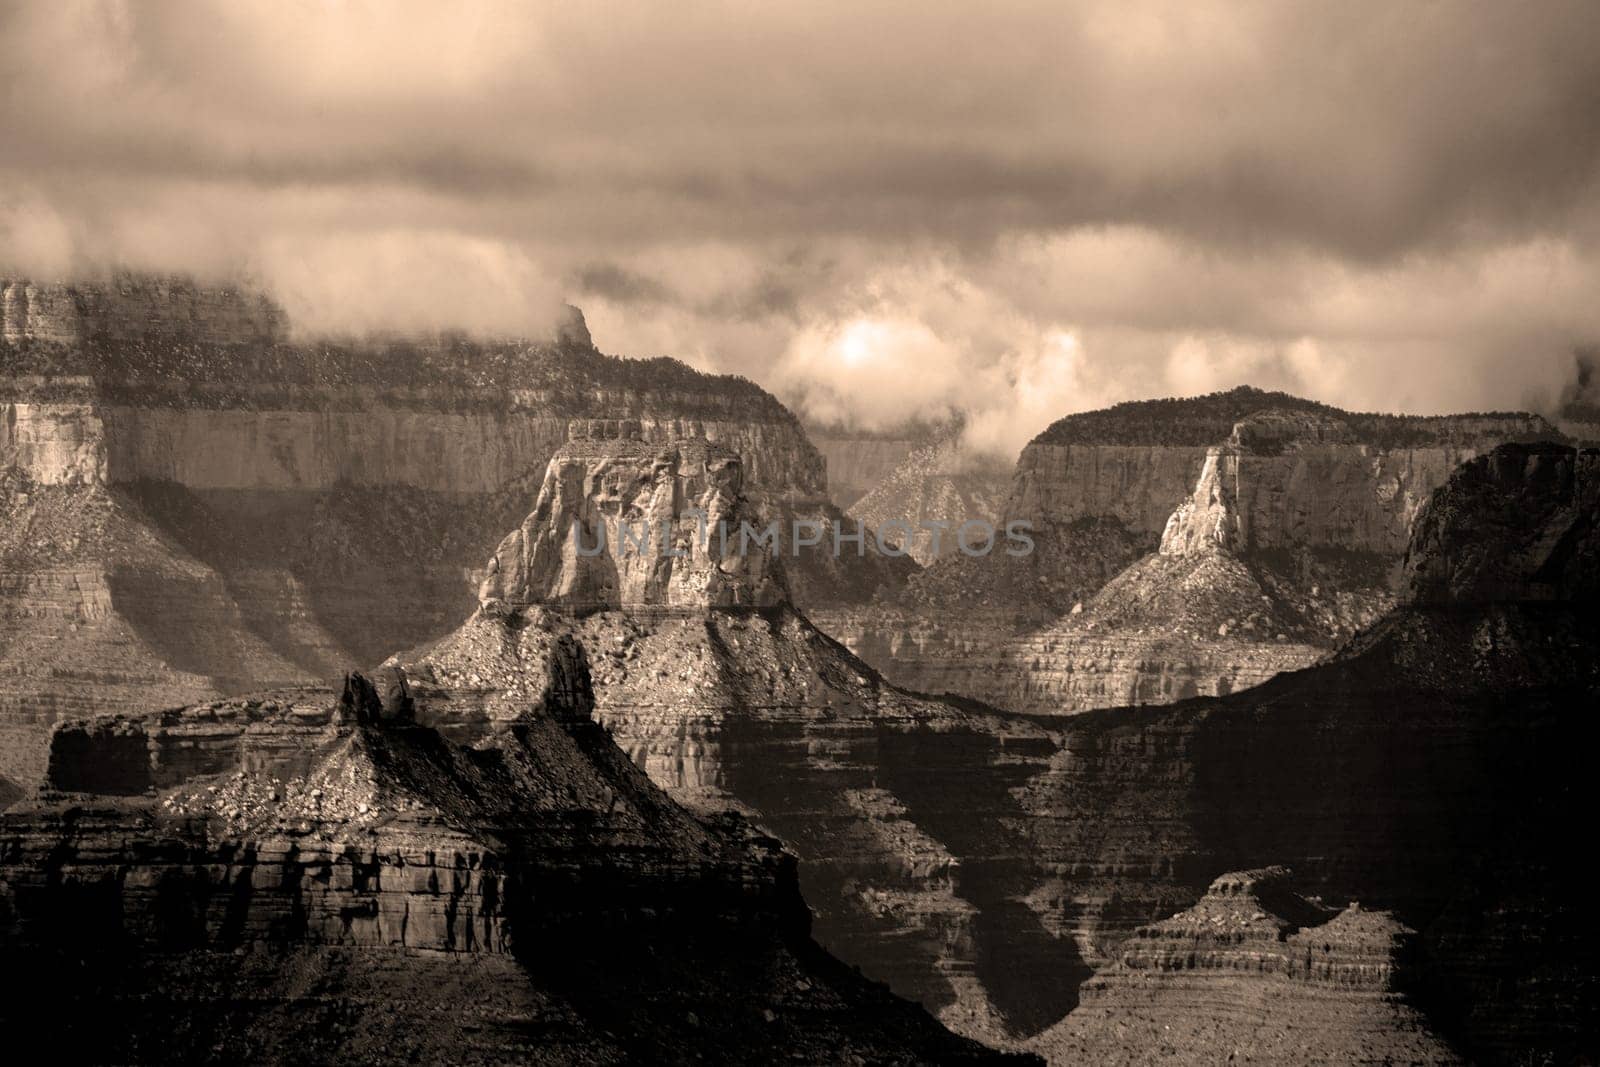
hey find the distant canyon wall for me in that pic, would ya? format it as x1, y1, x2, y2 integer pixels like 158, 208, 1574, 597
0, 279, 883, 791
827, 399, 1560, 716
3, 396, 825, 502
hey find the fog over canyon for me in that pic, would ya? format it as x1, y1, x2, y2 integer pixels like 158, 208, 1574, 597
3, 3, 1600, 1064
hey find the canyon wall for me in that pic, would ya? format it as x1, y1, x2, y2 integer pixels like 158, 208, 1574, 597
2, 275, 286, 346
0, 663, 1016, 1064
399, 437, 1599, 1062
1018, 444, 1599, 1063
1, 278, 908, 791
0, 401, 106, 485
395, 436, 1079, 1045
823, 392, 1560, 716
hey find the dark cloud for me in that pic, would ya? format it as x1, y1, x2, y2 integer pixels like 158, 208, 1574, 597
3, 1, 1599, 450
574, 264, 676, 308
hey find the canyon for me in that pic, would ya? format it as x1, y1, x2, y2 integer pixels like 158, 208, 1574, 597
394, 432, 1075, 1044
4, 276, 1595, 1062
0, 653, 1020, 1063
822, 390, 1561, 716
1022, 442, 1599, 1063
0, 277, 908, 793
1030, 867, 1459, 1064
395, 431, 1600, 1063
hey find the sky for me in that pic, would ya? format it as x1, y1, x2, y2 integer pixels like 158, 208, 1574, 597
3, 1, 1599, 457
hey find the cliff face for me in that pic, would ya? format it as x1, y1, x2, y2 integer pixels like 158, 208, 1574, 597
478, 436, 785, 612
396, 436, 1078, 1045
822, 391, 1559, 716
0, 278, 906, 791
0, 658, 1020, 1064
0, 475, 326, 789
1, 402, 106, 485
848, 434, 1012, 566
1, 276, 287, 347
1030, 867, 1460, 1065
807, 421, 947, 508
1019, 444, 1600, 1064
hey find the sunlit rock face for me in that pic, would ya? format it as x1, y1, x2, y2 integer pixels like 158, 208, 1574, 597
0, 402, 106, 486
1028, 867, 1461, 1065
397, 434, 1077, 1047
0, 276, 909, 792
479, 437, 785, 612
821, 390, 1562, 717
1020, 443, 1600, 1065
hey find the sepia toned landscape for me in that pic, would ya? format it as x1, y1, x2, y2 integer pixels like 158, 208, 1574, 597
3, 3, 1599, 1063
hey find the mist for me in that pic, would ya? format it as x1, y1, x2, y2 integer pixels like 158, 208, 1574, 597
4, 1, 1599, 458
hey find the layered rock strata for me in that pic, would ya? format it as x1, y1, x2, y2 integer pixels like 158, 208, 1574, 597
0, 276, 911, 790
1020, 443, 1599, 1064
1030, 867, 1459, 1064
396, 436, 1079, 1045
0, 657, 1021, 1064
825, 391, 1558, 715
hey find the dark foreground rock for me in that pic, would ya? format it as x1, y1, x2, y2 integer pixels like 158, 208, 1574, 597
399, 435, 1075, 1045
1024, 443, 1600, 1063
0, 661, 1027, 1064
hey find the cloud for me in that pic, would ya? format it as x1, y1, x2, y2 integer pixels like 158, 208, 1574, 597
3, 1, 1599, 450
256, 231, 568, 339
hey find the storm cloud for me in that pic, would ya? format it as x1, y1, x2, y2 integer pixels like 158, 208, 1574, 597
3, 1, 1599, 455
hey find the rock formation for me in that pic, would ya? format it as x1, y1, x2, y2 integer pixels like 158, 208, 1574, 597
1, 274, 287, 347
807, 419, 951, 509
0, 275, 910, 792
847, 431, 1012, 566
478, 437, 785, 612
824, 389, 1560, 716
0, 656, 1024, 1063
394, 439, 1597, 1060
396, 435, 1079, 1045
1030, 867, 1460, 1064
1019, 443, 1599, 1064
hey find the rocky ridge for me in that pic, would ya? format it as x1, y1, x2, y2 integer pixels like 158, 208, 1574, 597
1030, 867, 1459, 1064
1021, 443, 1599, 1063
0, 648, 1022, 1063
822, 390, 1559, 716
847, 431, 1012, 566
396, 434, 1079, 1045
0, 276, 911, 792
